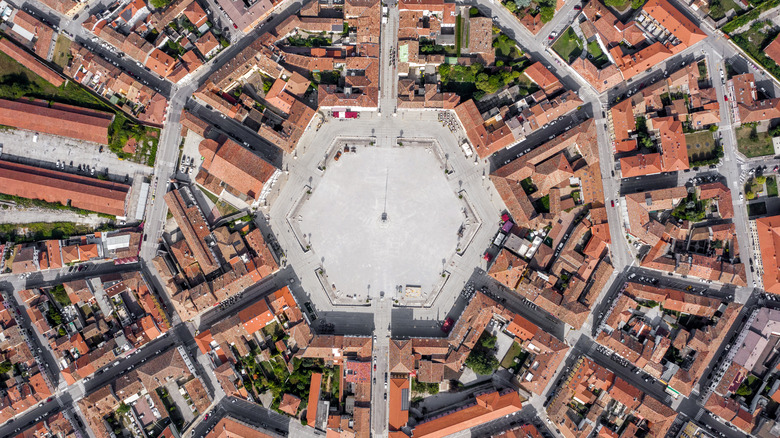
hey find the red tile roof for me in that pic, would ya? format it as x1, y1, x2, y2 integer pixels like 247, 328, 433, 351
0, 160, 129, 216
389, 377, 409, 431
766, 35, 780, 69
199, 137, 277, 200
412, 390, 523, 438
0, 98, 113, 144
756, 215, 780, 294
145, 48, 176, 78
307, 373, 323, 426
238, 299, 274, 334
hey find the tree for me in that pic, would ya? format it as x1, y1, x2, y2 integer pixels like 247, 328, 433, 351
480, 334, 498, 349
49, 285, 71, 306
750, 126, 759, 141
747, 191, 756, 200
631, 0, 646, 8
465, 349, 499, 375
150, 0, 172, 10
756, 175, 767, 184
0, 361, 12, 374
540, 6, 555, 23
505, 1, 518, 12
516, 0, 532, 7
470, 7, 480, 16
117, 403, 130, 415
47, 308, 62, 326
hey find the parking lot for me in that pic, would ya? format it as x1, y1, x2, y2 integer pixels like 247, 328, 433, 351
0, 128, 152, 182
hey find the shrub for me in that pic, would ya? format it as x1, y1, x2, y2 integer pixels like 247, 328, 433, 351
540, 6, 555, 22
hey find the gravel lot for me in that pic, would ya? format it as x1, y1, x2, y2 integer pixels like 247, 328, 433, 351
0, 128, 151, 182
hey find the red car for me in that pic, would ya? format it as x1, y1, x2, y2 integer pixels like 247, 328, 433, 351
232, 23, 238, 29
611, 200, 615, 207
441, 318, 455, 334
483, 252, 493, 262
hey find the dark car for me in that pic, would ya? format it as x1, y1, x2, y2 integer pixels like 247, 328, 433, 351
574, 4, 581, 9
384, 392, 387, 400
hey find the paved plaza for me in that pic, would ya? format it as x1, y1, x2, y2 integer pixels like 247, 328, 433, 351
299, 145, 463, 300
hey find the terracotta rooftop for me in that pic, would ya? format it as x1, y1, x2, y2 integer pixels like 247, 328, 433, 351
0, 159, 129, 216
412, 390, 523, 438
0, 98, 113, 144
198, 136, 277, 200
756, 215, 780, 294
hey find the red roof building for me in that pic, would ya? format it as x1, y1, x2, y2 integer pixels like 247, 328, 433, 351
238, 299, 274, 334
145, 48, 176, 78
306, 373, 323, 426
0, 160, 129, 216
756, 215, 780, 294
389, 376, 410, 431
198, 136, 277, 201
412, 390, 523, 438
0, 98, 113, 144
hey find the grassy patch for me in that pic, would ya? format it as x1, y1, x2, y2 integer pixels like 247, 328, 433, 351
0, 222, 95, 244
697, 60, 708, 81
455, 14, 463, 57
685, 131, 716, 159
767, 176, 778, 197
552, 28, 583, 64
108, 114, 159, 166
198, 186, 219, 204
215, 200, 238, 217
500, 342, 524, 369
51, 36, 72, 69
520, 177, 537, 195
735, 124, 775, 157
534, 195, 550, 213
586, 41, 609, 68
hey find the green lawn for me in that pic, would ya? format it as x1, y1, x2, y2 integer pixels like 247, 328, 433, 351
51, 35, 72, 69
685, 131, 716, 159
586, 40, 609, 68
216, 200, 239, 217
736, 125, 775, 157
552, 28, 583, 64
767, 176, 778, 197
500, 342, 523, 368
